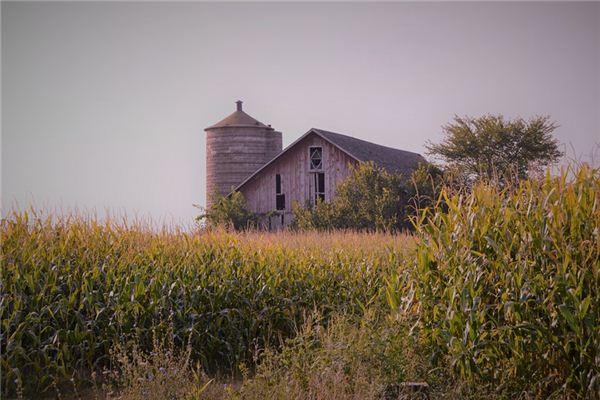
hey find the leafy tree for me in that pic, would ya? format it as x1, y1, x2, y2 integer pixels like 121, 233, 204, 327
292, 162, 409, 232
426, 115, 563, 184
291, 199, 340, 231
196, 191, 260, 230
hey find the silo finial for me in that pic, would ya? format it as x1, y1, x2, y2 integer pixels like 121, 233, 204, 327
236, 100, 243, 111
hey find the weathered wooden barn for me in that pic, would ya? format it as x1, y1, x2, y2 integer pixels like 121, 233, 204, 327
205, 102, 426, 228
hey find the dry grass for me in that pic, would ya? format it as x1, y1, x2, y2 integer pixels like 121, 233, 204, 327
99, 312, 435, 400
198, 227, 416, 256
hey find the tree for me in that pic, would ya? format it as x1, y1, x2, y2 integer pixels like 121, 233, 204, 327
426, 115, 563, 184
292, 161, 410, 232
196, 191, 260, 230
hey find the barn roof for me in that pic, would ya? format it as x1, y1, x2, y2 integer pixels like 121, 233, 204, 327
233, 128, 426, 193
312, 128, 426, 176
206, 101, 273, 130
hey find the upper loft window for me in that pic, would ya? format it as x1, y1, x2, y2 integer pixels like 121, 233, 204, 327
309, 147, 322, 170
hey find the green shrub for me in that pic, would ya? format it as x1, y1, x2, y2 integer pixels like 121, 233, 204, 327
406, 164, 600, 398
197, 191, 261, 230
293, 162, 411, 232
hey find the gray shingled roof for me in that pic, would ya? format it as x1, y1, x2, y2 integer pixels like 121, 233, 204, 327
313, 128, 426, 176
233, 128, 426, 193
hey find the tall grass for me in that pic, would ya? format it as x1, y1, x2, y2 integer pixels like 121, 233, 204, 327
0, 214, 413, 396
402, 164, 600, 398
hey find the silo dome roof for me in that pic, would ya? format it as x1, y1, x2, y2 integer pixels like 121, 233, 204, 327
206, 101, 273, 130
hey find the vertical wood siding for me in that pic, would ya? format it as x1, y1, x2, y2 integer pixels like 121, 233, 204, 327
239, 133, 358, 226
205, 127, 282, 208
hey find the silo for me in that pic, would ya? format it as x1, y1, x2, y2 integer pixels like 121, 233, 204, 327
205, 101, 282, 208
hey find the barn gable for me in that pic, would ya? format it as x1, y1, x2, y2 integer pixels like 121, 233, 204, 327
236, 130, 358, 218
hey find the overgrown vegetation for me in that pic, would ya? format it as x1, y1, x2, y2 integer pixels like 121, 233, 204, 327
200, 163, 442, 233
105, 312, 443, 400
293, 162, 411, 232
197, 191, 262, 230
292, 161, 445, 232
105, 324, 216, 400
234, 312, 427, 400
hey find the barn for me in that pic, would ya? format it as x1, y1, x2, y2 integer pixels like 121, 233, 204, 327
205, 102, 426, 229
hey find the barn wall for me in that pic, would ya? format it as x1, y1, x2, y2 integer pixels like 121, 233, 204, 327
238, 133, 358, 228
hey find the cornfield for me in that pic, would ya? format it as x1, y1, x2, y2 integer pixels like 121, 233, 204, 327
0, 216, 413, 396
403, 164, 600, 398
3, 164, 599, 399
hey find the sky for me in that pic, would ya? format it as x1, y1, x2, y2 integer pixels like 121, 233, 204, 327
2, 1, 599, 224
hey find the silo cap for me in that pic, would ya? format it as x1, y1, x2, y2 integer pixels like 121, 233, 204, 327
205, 101, 274, 130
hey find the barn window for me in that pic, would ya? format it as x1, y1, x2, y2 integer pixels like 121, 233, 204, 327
276, 195, 285, 210
309, 147, 322, 170
314, 172, 325, 204
275, 174, 285, 210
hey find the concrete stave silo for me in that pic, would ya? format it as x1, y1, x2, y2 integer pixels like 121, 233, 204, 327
205, 101, 282, 208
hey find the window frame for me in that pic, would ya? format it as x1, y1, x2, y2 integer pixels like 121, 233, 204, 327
276, 194, 286, 210
275, 174, 282, 194
313, 172, 325, 204
275, 173, 285, 210
309, 146, 323, 171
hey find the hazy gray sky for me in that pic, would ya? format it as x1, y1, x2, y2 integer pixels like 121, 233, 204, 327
2, 1, 599, 223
